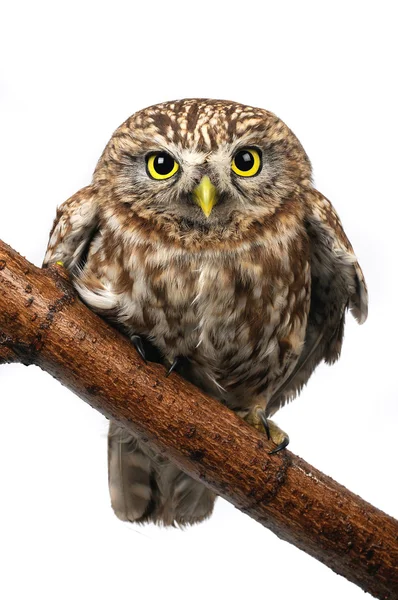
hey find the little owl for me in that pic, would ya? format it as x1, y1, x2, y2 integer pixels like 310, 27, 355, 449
44, 99, 368, 526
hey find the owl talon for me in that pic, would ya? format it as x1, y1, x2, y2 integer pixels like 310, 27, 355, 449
166, 357, 180, 377
266, 419, 290, 454
259, 412, 289, 452
166, 356, 190, 377
245, 407, 289, 454
268, 433, 290, 455
259, 412, 271, 440
131, 335, 147, 363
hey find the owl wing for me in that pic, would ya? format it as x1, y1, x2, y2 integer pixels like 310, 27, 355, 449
266, 189, 368, 415
43, 185, 99, 270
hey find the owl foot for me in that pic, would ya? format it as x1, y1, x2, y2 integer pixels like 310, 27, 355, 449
245, 407, 289, 454
261, 415, 290, 454
131, 335, 147, 363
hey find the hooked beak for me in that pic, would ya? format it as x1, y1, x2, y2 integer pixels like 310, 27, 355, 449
192, 175, 218, 218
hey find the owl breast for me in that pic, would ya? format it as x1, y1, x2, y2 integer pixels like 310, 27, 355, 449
78, 233, 311, 410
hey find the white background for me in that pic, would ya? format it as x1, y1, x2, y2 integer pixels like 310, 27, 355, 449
0, 1, 397, 599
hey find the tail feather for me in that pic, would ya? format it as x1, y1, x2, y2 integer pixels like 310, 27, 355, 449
158, 466, 216, 526
108, 422, 152, 522
108, 421, 216, 526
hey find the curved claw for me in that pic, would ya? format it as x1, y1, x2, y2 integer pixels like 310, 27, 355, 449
244, 407, 289, 455
131, 335, 146, 363
166, 357, 180, 377
260, 413, 290, 455
268, 434, 290, 455
259, 413, 271, 440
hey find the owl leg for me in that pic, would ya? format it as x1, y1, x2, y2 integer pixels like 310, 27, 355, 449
245, 406, 290, 454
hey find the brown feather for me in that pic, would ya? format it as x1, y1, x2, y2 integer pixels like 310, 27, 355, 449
43, 99, 367, 526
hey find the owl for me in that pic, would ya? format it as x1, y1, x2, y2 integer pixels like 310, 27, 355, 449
43, 99, 368, 526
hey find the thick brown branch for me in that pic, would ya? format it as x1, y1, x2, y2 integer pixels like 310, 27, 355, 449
0, 238, 397, 599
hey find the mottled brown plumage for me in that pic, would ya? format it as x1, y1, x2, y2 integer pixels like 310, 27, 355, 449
44, 99, 367, 526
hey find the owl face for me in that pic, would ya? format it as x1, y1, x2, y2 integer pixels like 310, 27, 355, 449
94, 99, 312, 242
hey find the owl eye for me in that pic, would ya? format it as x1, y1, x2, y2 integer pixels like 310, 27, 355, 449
146, 152, 179, 180
231, 148, 261, 177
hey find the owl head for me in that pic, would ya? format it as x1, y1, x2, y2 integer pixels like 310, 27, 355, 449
93, 99, 312, 247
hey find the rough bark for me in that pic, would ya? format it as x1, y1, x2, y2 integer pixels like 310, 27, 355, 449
0, 238, 397, 599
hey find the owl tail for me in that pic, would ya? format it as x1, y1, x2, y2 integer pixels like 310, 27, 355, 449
108, 421, 216, 526
108, 422, 153, 523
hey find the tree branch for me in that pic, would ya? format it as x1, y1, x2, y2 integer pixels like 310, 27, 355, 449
0, 238, 397, 599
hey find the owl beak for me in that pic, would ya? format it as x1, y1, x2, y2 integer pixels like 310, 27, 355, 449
192, 176, 218, 218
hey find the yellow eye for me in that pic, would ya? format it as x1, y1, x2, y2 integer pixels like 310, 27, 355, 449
146, 152, 179, 180
231, 148, 261, 177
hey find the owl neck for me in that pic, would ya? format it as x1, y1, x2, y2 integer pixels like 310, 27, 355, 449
101, 200, 305, 256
